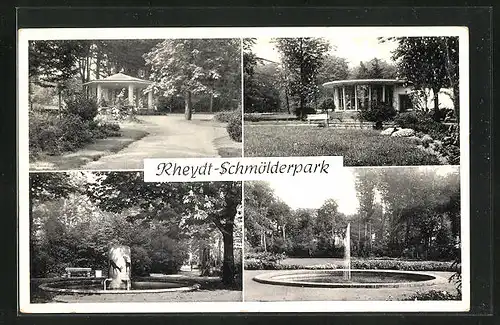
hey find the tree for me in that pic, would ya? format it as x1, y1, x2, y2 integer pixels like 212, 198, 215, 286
367, 58, 384, 79
245, 62, 282, 113
354, 169, 379, 256
85, 172, 242, 285
314, 199, 347, 257
144, 39, 240, 120
317, 55, 349, 85
274, 38, 331, 118
244, 181, 277, 251
390, 36, 459, 120
355, 61, 370, 79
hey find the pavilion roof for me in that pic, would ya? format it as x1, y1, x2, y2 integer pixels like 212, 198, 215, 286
322, 79, 409, 88
82, 72, 153, 87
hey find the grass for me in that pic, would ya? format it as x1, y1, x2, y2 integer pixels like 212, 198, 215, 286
244, 125, 441, 166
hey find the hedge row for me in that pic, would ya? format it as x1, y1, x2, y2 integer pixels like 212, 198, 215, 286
244, 258, 458, 272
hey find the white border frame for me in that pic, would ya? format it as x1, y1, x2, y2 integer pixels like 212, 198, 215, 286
18, 26, 469, 313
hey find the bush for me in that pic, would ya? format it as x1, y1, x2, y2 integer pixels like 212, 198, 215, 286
400, 289, 461, 301
349, 259, 457, 272
214, 111, 236, 123
318, 97, 335, 112
394, 111, 447, 139
64, 94, 98, 121
90, 122, 121, 139
245, 251, 286, 263
244, 261, 338, 270
291, 106, 317, 118
358, 103, 397, 129
29, 113, 94, 156
131, 246, 152, 276
226, 111, 242, 142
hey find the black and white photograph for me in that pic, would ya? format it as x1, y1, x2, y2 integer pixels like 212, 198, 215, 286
28, 171, 243, 303
243, 35, 460, 166
27, 38, 242, 171
243, 166, 462, 302
17, 26, 471, 314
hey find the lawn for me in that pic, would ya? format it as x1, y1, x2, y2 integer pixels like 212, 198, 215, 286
244, 124, 441, 166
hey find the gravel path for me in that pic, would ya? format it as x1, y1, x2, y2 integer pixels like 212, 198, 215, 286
83, 114, 239, 170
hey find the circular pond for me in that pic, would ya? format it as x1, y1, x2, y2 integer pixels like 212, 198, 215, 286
39, 277, 200, 294
252, 269, 446, 288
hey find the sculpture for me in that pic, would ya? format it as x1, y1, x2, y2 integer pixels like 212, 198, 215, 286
107, 244, 131, 290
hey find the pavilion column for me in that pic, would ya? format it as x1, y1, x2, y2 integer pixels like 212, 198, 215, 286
97, 84, 102, 105
333, 88, 340, 110
368, 85, 372, 109
148, 91, 153, 109
354, 85, 358, 110
382, 85, 386, 103
135, 89, 140, 108
342, 86, 346, 111
128, 84, 134, 106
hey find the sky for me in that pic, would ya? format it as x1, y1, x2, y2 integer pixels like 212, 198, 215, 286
251, 36, 399, 68
269, 168, 360, 215
266, 166, 459, 216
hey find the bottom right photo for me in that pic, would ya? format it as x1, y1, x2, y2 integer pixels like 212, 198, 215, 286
243, 166, 462, 302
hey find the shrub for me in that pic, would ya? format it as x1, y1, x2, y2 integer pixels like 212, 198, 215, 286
349, 259, 457, 272
394, 111, 447, 139
245, 251, 286, 263
57, 114, 94, 152
131, 245, 152, 276
90, 122, 122, 139
358, 103, 397, 129
291, 105, 317, 118
400, 289, 461, 301
226, 111, 242, 142
29, 113, 94, 155
318, 97, 335, 112
64, 94, 98, 121
214, 110, 236, 123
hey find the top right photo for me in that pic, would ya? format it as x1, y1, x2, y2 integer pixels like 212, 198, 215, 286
243, 35, 461, 166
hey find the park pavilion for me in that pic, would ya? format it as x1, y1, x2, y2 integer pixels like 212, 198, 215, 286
322, 79, 413, 113
82, 72, 155, 110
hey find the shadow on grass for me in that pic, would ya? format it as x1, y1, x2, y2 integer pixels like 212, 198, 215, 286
30, 128, 149, 170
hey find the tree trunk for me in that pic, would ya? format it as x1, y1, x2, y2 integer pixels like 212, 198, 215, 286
282, 224, 286, 241
209, 91, 214, 113
358, 221, 361, 255
95, 50, 101, 80
285, 87, 291, 114
222, 226, 235, 286
184, 90, 192, 120
263, 231, 267, 252
58, 88, 62, 111
433, 89, 440, 121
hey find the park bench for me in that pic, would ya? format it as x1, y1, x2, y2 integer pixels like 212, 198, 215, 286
306, 113, 329, 125
64, 267, 92, 278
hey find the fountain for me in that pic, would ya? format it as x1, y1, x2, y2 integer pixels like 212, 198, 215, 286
39, 245, 201, 295
105, 244, 132, 290
343, 223, 351, 281
252, 223, 447, 289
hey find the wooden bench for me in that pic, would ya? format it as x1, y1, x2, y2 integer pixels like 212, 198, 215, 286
64, 267, 92, 278
306, 113, 329, 125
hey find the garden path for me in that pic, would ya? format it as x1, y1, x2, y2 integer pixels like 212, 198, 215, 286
83, 114, 234, 170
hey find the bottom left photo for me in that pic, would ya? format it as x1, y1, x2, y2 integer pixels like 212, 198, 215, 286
27, 171, 242, 303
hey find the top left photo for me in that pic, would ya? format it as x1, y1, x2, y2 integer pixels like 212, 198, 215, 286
24, 37, 243, 171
